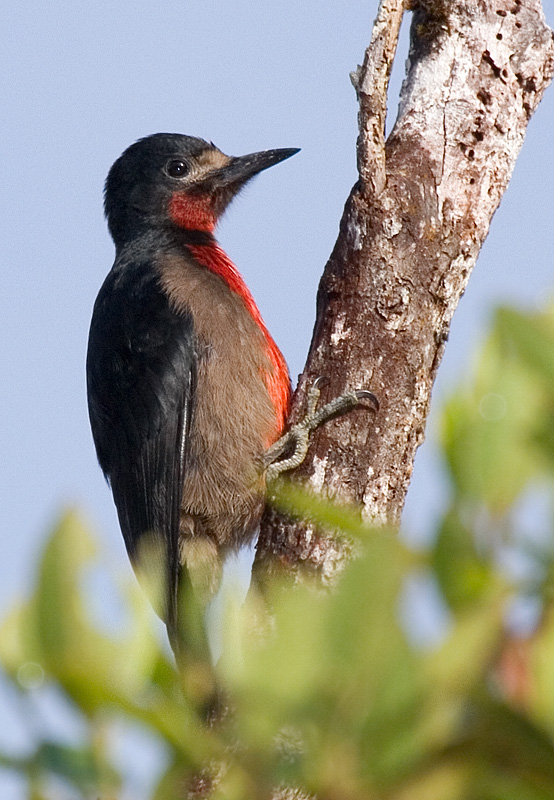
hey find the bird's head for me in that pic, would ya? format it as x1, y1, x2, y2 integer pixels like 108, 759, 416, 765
104, 133, 299, 246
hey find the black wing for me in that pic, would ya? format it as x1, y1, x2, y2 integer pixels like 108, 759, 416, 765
86, 260, 196, 639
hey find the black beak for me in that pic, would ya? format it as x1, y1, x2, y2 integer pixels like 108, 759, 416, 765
216, 147, 300, 188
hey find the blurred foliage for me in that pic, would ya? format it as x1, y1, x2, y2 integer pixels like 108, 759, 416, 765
2, 302, 554, 799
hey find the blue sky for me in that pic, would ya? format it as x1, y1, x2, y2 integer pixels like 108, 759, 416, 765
0, 0, 552, 795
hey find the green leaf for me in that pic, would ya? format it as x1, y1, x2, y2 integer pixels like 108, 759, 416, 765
34, 742, 119, 795
496, 306, 554, 387
0, 511, 217, 769
25, 512, 169, 709
432, 506, 494, 612
442, 330, 545, 510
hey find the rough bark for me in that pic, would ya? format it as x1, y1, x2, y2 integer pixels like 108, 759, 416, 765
255, 0, 554, 584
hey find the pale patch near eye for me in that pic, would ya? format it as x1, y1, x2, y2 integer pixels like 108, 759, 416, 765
195, 148, 231, 173
179, 149, 230, 184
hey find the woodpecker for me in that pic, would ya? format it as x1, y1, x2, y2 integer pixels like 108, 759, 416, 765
87, 133, 376, 659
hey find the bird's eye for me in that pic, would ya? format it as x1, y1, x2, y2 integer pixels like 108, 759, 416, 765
165, 159, 189, 178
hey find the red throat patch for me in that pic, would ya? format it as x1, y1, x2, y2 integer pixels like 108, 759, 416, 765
187, 242, 291, 438
169, 192, 216, 232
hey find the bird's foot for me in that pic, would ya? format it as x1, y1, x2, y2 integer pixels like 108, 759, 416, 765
263, 377, 379, 481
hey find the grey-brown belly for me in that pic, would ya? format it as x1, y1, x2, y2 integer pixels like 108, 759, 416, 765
181, 288, 278, 548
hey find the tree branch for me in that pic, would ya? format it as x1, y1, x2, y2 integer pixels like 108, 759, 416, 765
255, 0, 554, 583
351, 0, 404, 196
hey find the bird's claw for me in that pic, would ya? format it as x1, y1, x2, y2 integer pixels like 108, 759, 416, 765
263, 379, 379, 481
306, 376, 328, 416
354, 389, 380, 410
